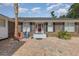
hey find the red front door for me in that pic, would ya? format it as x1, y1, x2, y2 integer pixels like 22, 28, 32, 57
38, 24, 41, 32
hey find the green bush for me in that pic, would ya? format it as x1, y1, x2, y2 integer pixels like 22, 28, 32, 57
58, 31, 71, 40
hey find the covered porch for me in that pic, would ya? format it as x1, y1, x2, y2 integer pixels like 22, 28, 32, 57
22, 22, 47, 39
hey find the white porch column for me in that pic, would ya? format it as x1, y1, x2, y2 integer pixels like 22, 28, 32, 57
35, 23, 38, 33
41, 23, 44, 33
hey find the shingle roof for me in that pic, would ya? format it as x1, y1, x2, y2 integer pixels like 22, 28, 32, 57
0, 14, 8, 18
1, 14, 79, 22
0, 14, 11, 20
18, 17, 52, 20
14, 17, 78, 20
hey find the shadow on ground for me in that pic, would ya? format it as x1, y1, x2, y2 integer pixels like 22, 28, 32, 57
0, 38, 25, 56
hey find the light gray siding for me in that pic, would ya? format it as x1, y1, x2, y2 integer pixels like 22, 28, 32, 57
0, 19, 8, 39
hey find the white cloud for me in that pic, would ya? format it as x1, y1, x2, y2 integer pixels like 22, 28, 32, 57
55, 8, 68, 17
46, 3, 71, 17
19, 7, 41, 14
31, 7, 41, 13
47, 5, 54, 11
65, 5, 70, 9
19, 7, 29, 13
47, 3, 62, 11
2, 3, 13, 6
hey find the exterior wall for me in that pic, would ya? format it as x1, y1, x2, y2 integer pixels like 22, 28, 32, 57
27, 22, 79, 37
47, 22, 79, 37
54, 22, 64, 32
2, 14, 79, 38
8, 21, 79, 38
8, 21, 15, 38
46, 32, 57, 37
75, 22, 79, 33
47, 22, 53, 32
47, 32, 79, 37
8, 21, 23, 38
18, 22, 23, 32
0, 19, 8, 39
44, 23, 47, 32
64, 22, 75, 32
23, 22, 79, 37
8, 21, 79, 37
47, 22, 64, 37
31, 23, 35, 32
23, 22, 30, 32
29, 23, 35, 36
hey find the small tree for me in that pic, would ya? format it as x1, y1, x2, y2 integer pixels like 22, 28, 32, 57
67, 3, 79, 18
59, 15, 66, 18
14, 3, 19, 40
51, 11, 57, 19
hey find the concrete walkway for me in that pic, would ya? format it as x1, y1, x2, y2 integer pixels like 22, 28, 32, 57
13, 37, 79, 56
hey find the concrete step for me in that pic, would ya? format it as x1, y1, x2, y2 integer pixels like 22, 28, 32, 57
33, 33, 46, 39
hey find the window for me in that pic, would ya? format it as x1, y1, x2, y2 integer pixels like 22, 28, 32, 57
48, 23, 53, 32
0, 19, 5, 27
64, 22, 75, 32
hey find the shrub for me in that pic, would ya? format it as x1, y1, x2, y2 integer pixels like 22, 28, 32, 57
58, 31, 71, 40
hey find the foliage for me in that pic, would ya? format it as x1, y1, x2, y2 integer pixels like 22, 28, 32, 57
58, 31, 71, 40
67, 3, 79, 18
59, 15, 67, 18
51, 11, 57, 19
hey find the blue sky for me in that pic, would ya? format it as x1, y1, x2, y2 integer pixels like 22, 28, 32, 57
0, 3, 72, 18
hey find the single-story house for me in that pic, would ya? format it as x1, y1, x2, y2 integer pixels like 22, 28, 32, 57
0, 14, 79, 39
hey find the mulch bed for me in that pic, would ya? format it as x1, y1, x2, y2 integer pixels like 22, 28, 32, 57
0, 38, 25, 56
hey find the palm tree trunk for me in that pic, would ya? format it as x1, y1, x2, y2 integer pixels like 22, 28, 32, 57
14, 3, 18, 39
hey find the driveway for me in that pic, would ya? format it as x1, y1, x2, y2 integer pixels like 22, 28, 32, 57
13, 37, 79, 56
